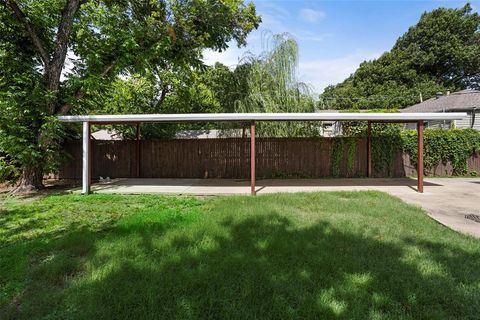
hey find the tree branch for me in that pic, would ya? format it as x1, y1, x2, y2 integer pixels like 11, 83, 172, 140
101, 63, 115, 78
55, 91, 84, 116
154, 86, 170, 110
45, 0, 81, 94
55, 62, 117, 115
5, 0, 50, 67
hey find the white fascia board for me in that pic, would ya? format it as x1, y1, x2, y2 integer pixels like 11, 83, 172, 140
58, 112, 468, 123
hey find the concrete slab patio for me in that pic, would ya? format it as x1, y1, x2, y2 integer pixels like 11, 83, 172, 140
88, 177, 480, 238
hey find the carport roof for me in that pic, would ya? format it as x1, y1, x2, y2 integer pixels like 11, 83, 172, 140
58, 112, 467, 123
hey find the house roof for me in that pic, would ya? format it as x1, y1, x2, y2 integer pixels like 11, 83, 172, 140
401, 89, 480, 113
58, 112, 466, 124
91, 129, 122, 140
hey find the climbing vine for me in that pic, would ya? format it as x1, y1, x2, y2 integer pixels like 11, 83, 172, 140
340, 122, 403, 176
346, 138, 356, 176
339, 123, 480, 177
331, 137, 357, 177
331, 139, 343, 177
402, 129, 480, 176
371, 124, 403, 176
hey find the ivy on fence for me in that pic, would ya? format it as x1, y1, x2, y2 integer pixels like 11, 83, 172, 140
402, 129, 480, 176
337, 123, 480, 176
331, 137, 358, 177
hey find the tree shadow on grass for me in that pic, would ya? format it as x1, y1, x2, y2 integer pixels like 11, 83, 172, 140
49, 213, 480, 320
0, 206, 195, 319
0, 206, 58, 244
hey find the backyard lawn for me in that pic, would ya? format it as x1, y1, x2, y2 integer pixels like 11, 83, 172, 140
1, 192, 479, 319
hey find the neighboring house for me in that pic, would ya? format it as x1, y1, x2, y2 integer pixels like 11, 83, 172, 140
317, 109, 342, 137
401, 89, 480, 130
91, 129, 123, 140
175, 129, 244, 139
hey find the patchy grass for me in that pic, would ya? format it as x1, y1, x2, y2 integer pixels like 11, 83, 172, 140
0, 192, 479, 319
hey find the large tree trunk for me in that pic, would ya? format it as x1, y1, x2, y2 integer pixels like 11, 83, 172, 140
6, 0, 83, 194
13, 166, 44, 194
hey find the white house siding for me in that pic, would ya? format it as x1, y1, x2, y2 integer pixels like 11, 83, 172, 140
404, 111, 480, 130
404, 121, 451, 130
404, 123, 415, 130
426, 120, 452, 129
455, 111, 480, 130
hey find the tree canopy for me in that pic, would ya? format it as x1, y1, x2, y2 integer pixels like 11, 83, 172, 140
320, 4, 480, 110
0, 0, 260, 190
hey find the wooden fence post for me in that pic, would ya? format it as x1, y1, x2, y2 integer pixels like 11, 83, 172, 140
136, 123, 141, 178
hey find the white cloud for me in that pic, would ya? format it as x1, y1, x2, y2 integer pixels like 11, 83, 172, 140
298, 51, 383, 94
299, 8, 326, 23
202, 47, 244, 68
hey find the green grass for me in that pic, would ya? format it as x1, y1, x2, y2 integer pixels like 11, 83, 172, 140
1, 192, 479, 319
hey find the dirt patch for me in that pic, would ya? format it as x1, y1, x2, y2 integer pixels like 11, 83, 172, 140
0, 179, 80, 198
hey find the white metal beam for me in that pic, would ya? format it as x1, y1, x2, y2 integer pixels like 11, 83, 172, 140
58, 112, 467, 123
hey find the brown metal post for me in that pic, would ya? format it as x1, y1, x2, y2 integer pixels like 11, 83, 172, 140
136, 123, 141, 178
367, 121, 372, 177
250, 121, 256, 195
417, 121, 424, 193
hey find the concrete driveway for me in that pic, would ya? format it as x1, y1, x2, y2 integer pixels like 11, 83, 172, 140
387, 178, 480, 238
90, 177, 480, 238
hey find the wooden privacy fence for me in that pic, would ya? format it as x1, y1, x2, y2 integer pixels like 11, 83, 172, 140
59, 138, 480, 180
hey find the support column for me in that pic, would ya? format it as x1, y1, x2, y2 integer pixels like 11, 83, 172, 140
250, 121, 256, 196
136, 123, 141, 178
417, 121, 424, 193
367, 121, 372, 177
82, 121, 91, 194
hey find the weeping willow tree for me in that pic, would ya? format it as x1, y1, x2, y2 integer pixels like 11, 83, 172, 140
235, 33, 319, 137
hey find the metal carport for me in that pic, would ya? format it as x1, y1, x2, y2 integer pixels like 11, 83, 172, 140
58, 112, 466, 195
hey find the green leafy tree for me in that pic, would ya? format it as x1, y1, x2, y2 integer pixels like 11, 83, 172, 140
235, 33, 319, 136
99, 61, 253, 138
98, 64, 231, 138
321, 4, 480, 110
0, 0, 260, 191
201, 62, 250, 113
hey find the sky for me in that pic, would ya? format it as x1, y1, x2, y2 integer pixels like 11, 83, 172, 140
202, 0, 479, 94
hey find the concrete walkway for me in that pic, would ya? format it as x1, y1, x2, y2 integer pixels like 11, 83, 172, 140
90, 177, 480, 238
